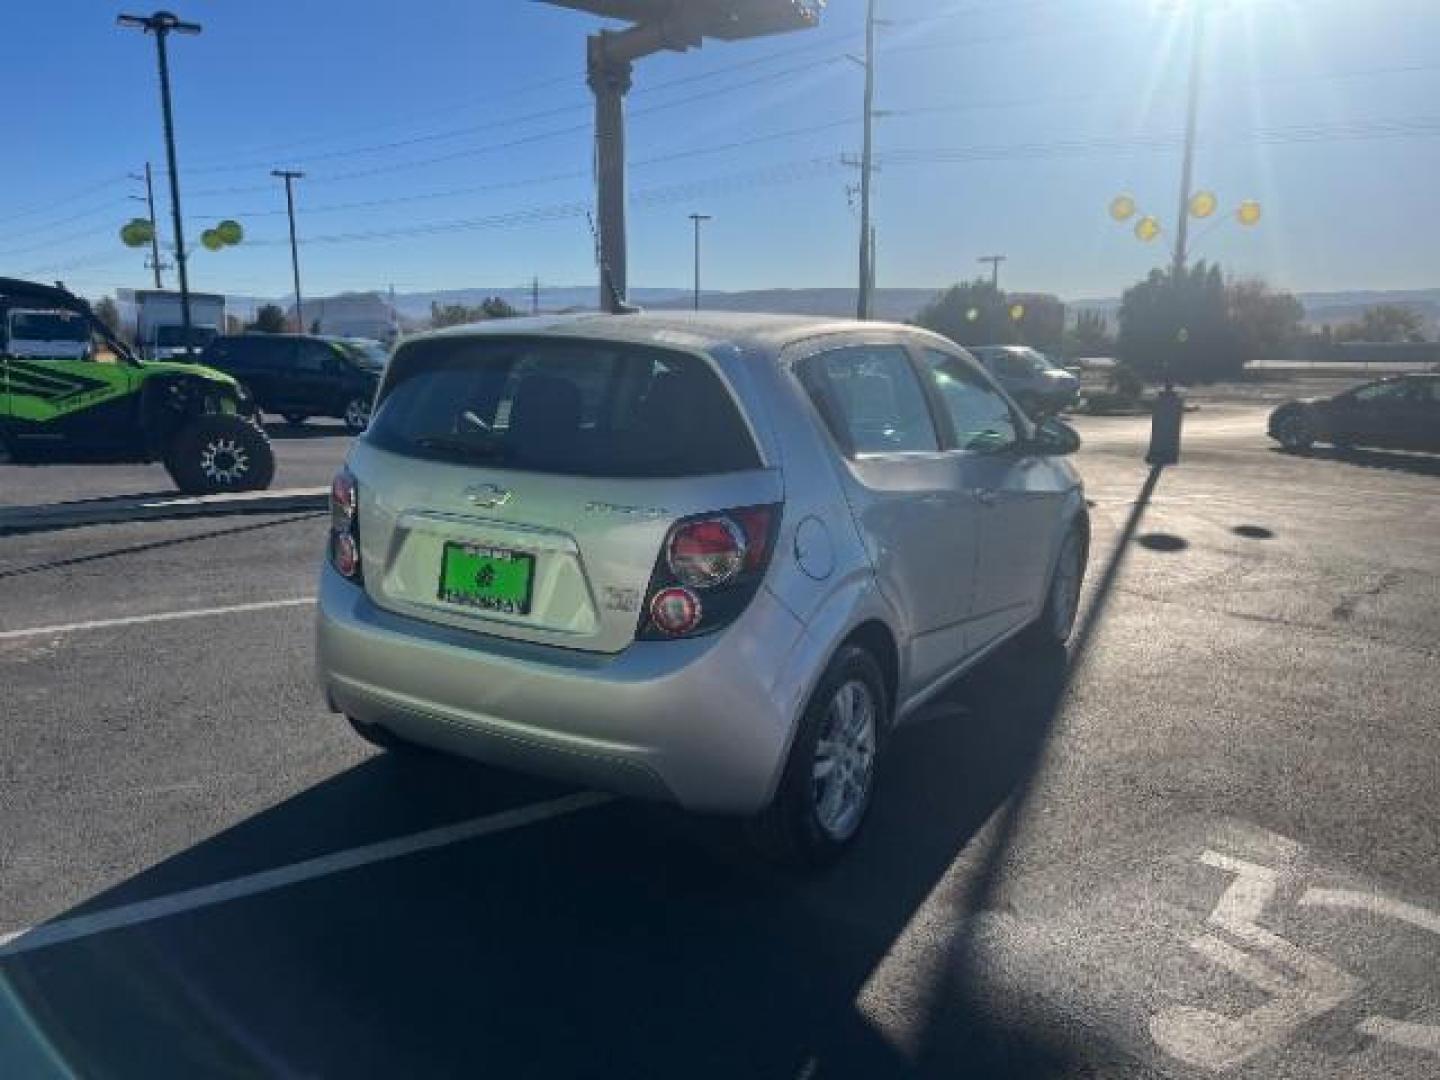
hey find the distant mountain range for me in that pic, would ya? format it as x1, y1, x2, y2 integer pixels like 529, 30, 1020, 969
222, 285, 1440, 335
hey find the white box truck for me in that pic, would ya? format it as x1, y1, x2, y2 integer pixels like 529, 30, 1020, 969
135, 289, 226, 361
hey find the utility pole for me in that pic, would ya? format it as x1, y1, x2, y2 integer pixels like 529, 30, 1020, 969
1172, 1, 1208, 282
531, 275, 540, 316
978, 254, 1007, 290
688, 213, 711, 311
272, 169, 305, 332
118, 10, 202, 356
856, 0, 878, 320
128, 162, 166, 288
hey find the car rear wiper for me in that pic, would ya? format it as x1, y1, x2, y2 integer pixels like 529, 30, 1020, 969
413, 434, 510, 462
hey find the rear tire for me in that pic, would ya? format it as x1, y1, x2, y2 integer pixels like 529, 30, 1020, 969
749, 645, 887, 870
163, 415, 276, 495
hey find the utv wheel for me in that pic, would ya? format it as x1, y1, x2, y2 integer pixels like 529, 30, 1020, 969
1024, 523, 1087, 649
164, 415, 276, 495
1274, 411, 1316, 452
283, 413, 309, 427
343, 396, 372, 434
749, 645, 887, 869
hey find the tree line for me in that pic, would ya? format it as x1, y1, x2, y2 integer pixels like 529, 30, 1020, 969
915, 265, 1430, 385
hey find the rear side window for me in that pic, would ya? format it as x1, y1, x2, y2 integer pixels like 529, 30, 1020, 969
799, 344, 939, 455
367, 337, 760, 478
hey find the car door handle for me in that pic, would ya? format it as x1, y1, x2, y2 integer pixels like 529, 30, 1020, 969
974, 488, 998, 507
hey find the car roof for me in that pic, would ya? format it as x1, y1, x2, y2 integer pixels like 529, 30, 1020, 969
418, 310, 928, 358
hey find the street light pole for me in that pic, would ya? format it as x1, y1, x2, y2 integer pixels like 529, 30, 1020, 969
272, 170, 305, 332
856, 0, 877, 320
118, 10, 201, 357
689, 213, 711, 311
1172, 2, 1208, 282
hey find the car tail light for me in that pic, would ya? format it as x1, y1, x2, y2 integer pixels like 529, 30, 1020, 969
329, 468, 362, 581
667, 517, 746, 588
639, 504, 780, 641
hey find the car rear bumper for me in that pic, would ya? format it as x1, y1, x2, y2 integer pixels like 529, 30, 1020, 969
316, 565, 809, 814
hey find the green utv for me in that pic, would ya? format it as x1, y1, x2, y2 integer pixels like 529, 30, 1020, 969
0, 277, 274, 494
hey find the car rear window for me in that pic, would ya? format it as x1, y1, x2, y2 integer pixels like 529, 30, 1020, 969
367, 336, 761, 478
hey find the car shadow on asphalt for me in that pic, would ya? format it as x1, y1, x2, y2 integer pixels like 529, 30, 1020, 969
1272, 445, 1440, 478
0, 472, 1164, 1079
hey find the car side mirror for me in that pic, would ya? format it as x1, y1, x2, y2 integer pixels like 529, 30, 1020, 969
1031, 416, 1081, 456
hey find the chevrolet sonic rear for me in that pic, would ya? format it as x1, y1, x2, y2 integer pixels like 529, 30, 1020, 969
317, 314, 1088, 865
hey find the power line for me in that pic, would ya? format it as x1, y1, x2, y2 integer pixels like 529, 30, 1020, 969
0, 175, 130, 227
201, 117, 856, 221
179, 54, 848, 191
25, 110, 1440, 263
878, 59, 1440, 122
176, 38, 861, 180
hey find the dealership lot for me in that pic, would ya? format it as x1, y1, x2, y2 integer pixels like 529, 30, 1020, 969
1, 407, 1437, 1078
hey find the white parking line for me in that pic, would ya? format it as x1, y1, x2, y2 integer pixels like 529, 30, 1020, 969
1358, 1018, 1440, 1056
0, 597, 315, 642
0, 791, 612, 960
1300, 888, 1440, 936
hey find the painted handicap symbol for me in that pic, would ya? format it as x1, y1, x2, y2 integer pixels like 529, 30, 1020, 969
1150, 850, 1440, 1071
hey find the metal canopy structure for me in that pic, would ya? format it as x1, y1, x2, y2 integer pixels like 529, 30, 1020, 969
540, 1, 823, 311
546, 0, 821, 43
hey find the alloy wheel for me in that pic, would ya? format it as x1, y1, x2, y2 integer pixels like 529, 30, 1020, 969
811, 678, 878, 841
200, 437, 249, 485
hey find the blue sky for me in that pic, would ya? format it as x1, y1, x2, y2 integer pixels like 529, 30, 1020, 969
2, 0, 1436, 302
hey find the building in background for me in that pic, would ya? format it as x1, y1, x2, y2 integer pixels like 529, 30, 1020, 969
287, 292, 399, 344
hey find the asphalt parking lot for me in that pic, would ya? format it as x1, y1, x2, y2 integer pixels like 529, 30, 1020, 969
2, 406, 1437, 1078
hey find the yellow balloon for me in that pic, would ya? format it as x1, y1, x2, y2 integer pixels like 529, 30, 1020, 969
1109, 195, 1137, 222
119, 218, 153, 248
216, 219, 244, 245
1135, 216, 1162, 243
201, 228, 224, 252
1237, 200, 1263, 227
1009, 304, 1026, 322
1190, 191, 1218, 219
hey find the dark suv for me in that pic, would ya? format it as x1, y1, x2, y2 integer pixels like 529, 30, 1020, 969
199, 334, 384, 433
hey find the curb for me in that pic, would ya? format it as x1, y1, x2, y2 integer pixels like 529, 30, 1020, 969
0, 488, 329, 535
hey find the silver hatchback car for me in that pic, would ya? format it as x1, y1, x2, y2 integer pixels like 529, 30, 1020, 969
316, 313, 1088, 864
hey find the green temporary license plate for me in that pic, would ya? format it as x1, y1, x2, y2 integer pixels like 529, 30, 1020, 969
439, 543, 535, 615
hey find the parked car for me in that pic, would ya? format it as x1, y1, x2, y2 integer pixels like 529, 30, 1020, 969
197, 334, 381, 432
969, 346, 1081, 416
1268, 375, 1440, 453
0, 277, 273, 493
315, 313, 1089, 866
